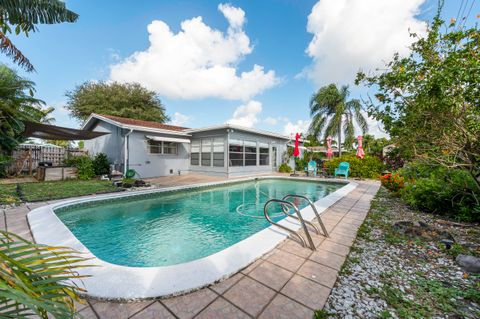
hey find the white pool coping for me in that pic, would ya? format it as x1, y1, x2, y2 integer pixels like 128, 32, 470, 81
28, 176, 357, 300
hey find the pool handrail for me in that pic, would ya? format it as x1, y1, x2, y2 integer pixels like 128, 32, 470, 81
264, 199, 316, 250
282, 194, 329, 237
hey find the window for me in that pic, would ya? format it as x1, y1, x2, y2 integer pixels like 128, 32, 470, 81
201, 139, 212, 166
272, 146, 277, 167
148, 140, 162, 154
213, 138, 224, 167
191, 140, 200, 165
259, 143, 269, 166
229, 139, 243, 167
244, 141, 257, 166
163, 142, 178, 155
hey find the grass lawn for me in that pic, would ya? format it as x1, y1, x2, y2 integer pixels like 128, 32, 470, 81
19, 180, 118, 202
0, 184, 21, 205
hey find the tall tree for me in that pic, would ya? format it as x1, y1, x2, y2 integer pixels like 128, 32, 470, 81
65, 81, 170, 123
308, 84, 368, 156
0, 64, 47, 153
0, 0, 78, 72
356, 2, 480, 189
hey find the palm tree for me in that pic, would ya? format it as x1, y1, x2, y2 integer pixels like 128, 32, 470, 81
0, 0, 78, 72
308, 84, 368, 157
0, 65, 45, 153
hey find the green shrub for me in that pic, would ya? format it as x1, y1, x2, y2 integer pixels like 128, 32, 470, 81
324, 155, 385, 178
66, 155, 95, 180
92, 153, 110, 175
398, 162, 480, 221
278, 163, 292, 173
0, 154, 11, 178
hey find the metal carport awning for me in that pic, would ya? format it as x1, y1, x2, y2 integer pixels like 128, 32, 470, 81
22, 121, 109, 140
145, 135, 191, 144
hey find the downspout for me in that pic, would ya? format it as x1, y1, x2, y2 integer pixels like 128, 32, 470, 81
124, 129, 134, 176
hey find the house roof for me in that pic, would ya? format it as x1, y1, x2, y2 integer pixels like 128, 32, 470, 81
83, 113, 291, 140
185, 124, 290, 141
99, 114, 188, 132
82, 113, 191, 136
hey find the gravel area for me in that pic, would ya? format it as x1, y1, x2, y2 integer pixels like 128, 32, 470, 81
321, 188, 480, 319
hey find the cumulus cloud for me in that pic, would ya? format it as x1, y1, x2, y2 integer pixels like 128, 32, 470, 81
263, 117, 278, 125
304, 0, 427, 86
169, 112, 191, 127
283, 119, 311, 137
110, 4, 278, 100
226, 100, 262, 128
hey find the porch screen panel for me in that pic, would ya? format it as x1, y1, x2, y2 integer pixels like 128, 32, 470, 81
201, 139, 212, 166
213, 138, 225, 167
229, 139, 243, 167
259, 143, 269, 166
191, 140, 200, 165
244, 141, 257, 166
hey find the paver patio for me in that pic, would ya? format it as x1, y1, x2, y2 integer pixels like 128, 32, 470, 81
0, 176, 379, 318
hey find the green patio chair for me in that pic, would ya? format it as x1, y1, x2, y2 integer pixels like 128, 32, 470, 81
304, 160, 317, 177
334, 162, 350, 179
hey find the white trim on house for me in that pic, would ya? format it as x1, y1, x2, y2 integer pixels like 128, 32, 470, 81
82, 113, 192, 136
145, 135, 191, 144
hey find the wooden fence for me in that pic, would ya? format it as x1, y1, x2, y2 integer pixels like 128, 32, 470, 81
9, 144, 87, 175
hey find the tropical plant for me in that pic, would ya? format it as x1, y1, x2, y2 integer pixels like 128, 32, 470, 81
398, 163, 480, 222
356, 1, 480, 190
308, 84, 368, 156
92, 153, 110, 176
0, 0, 78, 72
0, 65, 49, 154
0, 230, 89, 318
278, 163, 292, 173
65, 81, 169, 122
380, 173, 405, 192
324, 154, 385, 178
65, 155, 95, 180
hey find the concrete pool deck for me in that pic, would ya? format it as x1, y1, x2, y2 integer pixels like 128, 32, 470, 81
1, 175, 380, 319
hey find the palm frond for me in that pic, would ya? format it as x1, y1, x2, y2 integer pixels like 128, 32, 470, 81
0, 230, 91, 319
308, 114, 326, 138
0, 0, 78, 33
0, 32, 34, 72
343, 113, 356, 148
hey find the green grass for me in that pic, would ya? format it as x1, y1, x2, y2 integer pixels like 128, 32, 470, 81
0, 184, 20, 205
19, 180, 118, 202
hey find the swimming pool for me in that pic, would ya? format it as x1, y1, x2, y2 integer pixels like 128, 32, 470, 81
28, 176, 356, 299
55, 179, 343, 267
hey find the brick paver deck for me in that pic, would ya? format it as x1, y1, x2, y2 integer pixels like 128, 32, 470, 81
1, 178, 380, 319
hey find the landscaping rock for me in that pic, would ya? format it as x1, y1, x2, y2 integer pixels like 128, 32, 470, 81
455, 254, 480, 273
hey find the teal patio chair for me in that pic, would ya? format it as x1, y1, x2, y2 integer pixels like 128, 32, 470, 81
334, 162, 350, 179
304, 160, 317, 177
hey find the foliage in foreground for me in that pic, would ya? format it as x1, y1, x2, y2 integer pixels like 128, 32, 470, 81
0, 0, 78, 72
324, 154, 385, 178
0, 183, 19, 205
65, 81, 169, 122
398, 161, 480, 222
0, 230, 88, 318
356, 2, 480, 190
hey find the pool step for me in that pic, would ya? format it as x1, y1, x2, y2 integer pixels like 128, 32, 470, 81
264, 195, 328, 251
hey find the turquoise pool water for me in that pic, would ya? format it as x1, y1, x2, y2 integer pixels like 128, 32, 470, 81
56, 179, 343, 267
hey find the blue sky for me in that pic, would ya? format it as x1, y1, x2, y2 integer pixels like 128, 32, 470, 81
1, 0, 478, 137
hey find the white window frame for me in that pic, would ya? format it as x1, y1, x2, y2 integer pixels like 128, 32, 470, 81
147, 139, 178, 155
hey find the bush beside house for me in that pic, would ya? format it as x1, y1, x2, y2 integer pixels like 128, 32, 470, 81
324, 154, 385, 179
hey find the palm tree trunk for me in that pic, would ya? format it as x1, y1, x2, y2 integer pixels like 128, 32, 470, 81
338, 121, 342, 157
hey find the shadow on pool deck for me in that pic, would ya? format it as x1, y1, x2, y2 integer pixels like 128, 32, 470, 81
1, 176, 380, 319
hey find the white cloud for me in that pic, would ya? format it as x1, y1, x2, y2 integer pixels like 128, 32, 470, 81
362, 111, 389, 139
283, 119, 311, 137
263, 117, 278, 125
169, 112, 191, 126
304, 0, 427, 86
226, 100, 262, 128
110, 3, 278, 100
